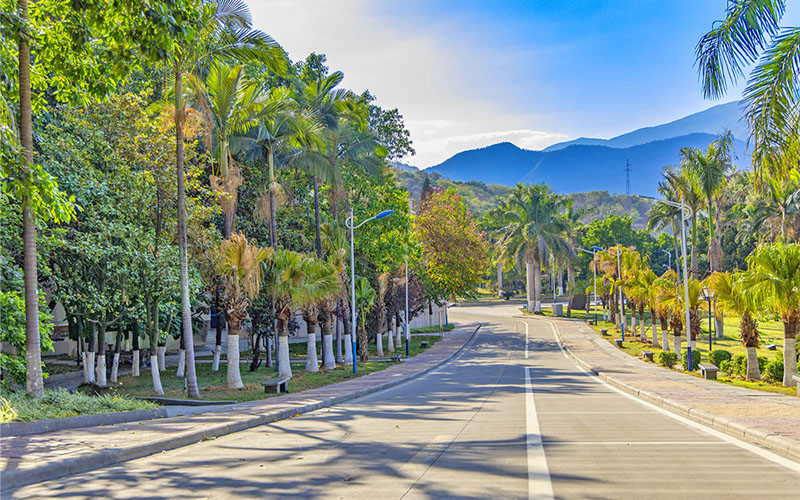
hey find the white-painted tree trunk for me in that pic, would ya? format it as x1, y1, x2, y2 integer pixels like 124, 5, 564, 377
157, 346, 166, 372
662, 326, 669, 352
111, 352, 120, 382
132, 350, 140, 377
150, 355, 164, 395
322, 334, 336, 370
211, 345, 221, 371
176, 348, 186, 378
306, 331, 319, 373
376, 332, 384, 357
651, 323, 659, 348
82, 352, 90, 384
226, 334, 244, 389
395, 319, 402, 348
387, 319, 395, 354
96, 354, 107, 386
533, 263, 542, 313
87, 352, 96, 384
525, 259, 534, 312
497, 263, 503, 298
746, 346, 761, 381
783, 335, 797, 387
278, 335, 292, 379
673, 335, 681, 361
344, 333, 353, 364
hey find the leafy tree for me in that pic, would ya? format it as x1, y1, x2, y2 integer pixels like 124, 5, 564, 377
417, 187, 489, 301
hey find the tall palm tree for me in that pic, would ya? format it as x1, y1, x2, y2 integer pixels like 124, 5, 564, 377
214, 233, 271, 389
170, 0, 285, 399
696, 0, 798, 183
654, 270, 679, 351
268, 249, 305, 379
744, 242, 800, 386
489, 184, 569, 313
710, 271, 763, 381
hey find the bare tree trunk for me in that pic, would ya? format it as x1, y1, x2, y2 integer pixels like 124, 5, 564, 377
111, 330, 122, 382
227, 329, 244, 389
746, 346, 761, 381
132, 327, 140, 377
322, 315, 336, 370
387, 315, 395, 354
305, 318, 319, 373
783, 322, 798, 387
525, 258, 534, 312
277, 319, 292, 379
212, 305, 223, 371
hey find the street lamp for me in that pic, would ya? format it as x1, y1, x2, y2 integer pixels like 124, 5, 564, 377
579, 247, 598, 324
640, 195, 694, 370
662, 249, 672, 274
702, 286, 715, 352
345, 208, 395, 374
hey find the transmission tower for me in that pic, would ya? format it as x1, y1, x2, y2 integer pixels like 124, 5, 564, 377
624, 159, 632, 195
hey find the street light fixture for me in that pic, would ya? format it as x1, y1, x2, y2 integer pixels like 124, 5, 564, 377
345, 208, 395, 374
662, 249, 673, 274
639, 195, 694, 370
702, 286, 715, 352
579, 247, 598, 324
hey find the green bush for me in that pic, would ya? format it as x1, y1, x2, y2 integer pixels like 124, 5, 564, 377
730, 353, 747, 377
709, 350, 732, 367
758, 355, 769, 373
0, 388, 158, 422
764, 357, 784, 383
658, 351, 679, 368
681, 349, 702, 371
719, 359, 731, 375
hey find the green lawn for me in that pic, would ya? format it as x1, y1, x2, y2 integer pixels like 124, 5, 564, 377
528, 306, 797, 397
1, 388, 157, 422
109, 335, 441, 403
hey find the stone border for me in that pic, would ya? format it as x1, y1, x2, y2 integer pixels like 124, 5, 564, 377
541, 316, 800, 463
0, 409, 169, 438
1, 323, 481, 492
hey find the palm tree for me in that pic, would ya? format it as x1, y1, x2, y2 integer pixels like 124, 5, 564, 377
654, 270, 679, 351
709, 271, 763, 381
268, 249, 305, 379
489, 184, 569, 313
354, 276, 376, 363
661, 277, 704, 353
298, 257, 341, 373
169, 0, 285, 399
744, 242, 800, 386
214, 233, 271, 389
630, 267, 659, 346
696, 1, 798, 183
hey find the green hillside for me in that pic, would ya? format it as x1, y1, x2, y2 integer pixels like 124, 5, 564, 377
393, 168, 652, 228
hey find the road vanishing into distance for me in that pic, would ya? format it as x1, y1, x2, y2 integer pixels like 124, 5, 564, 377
10, 304, 800, 499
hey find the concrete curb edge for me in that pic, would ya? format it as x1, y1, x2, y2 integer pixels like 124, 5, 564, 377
1, 323, 481, 492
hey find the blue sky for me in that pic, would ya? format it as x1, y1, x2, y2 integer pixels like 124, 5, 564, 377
253, 0, 800, 168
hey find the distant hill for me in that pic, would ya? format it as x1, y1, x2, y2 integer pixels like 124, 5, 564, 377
392, 168, 653, 228
388, 161, 417, 172
426, 102, 750, 196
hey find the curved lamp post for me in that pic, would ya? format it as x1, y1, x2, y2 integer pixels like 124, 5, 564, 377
345, 208, 394, 374
640, 195, 693, 370
663, 249, 673, 274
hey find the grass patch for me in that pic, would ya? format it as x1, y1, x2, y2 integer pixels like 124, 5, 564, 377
0, 388, 157, 423
109, 336, 441, 403
410, 324, 455, 334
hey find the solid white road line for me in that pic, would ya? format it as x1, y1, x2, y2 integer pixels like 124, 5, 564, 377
538, 318, 800, 475
525, 366, 554, 500
517, 321, 530, 359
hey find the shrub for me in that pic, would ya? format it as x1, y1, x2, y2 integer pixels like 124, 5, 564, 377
681, 349, 702, 371
658, 351, 679, 368
764, 357, 784, 383
719, 359, 731, 375
709, 350, 732, 367
0, 388, 158, 422
730, 353, 747, 377
758, 355, 769, 373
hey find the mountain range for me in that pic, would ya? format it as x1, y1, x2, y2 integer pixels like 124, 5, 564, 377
422, 101, 750, 197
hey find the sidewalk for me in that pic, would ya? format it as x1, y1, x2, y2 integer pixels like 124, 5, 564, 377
544, 316, 800, 462
0, 324, 480, 492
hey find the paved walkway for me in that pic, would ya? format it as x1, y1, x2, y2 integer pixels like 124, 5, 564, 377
546, 315, 800, 460
0, 325, 479, 492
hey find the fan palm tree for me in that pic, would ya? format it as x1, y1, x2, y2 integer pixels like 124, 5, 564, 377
169, 0, 286, 399
696, 1, 798, 183
660, 277, 705, 352
630, 267, 659, 346
214, 233, 271, 388
354, 277, 376, 363
298, 257, 341, 373
655, 270, 679, 351
709, 271, 763, 381
744, 242, 800, 386
489, 184, 569, 313
267, 249, 305, 379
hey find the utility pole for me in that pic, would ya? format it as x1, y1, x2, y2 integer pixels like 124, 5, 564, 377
624, 159, 632, 195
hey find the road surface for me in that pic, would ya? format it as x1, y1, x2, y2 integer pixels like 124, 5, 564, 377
9, 304, 800, 499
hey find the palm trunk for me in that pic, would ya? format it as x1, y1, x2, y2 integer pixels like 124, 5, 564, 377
174, 64, 200, 398
673, 334, 681, 360
227, 330, 244, 389
782, 319, 798, 387
661, 319, 670, 352
387, 315, 395, 354
335, 305, 343, 363
395, 311, 403, 348
277, 318, 292, 379
305, 318, 319, 373
322, 315, 336, 370
343, 304, 353, 364
690, 212, 698, 279
19, 0, 44, 397
525, 258, 534, 312
212, 305, 223, 371
746, 346, 761, 381
639, 305, 646, 342
533, 258, 542, 313
357, 315, 369, 363
313, 177, 323, 259
176, 326, 186, 378
650, 309, 659, 348
268, 148, 278, 249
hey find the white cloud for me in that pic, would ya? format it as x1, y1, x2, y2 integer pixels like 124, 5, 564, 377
248, 0, 571, 169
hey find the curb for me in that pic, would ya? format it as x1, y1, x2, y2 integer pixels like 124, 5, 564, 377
1, 323, 481, 492
541, 317, 800, 463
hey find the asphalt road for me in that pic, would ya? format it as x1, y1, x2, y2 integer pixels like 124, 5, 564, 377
9, 304, 800, 499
